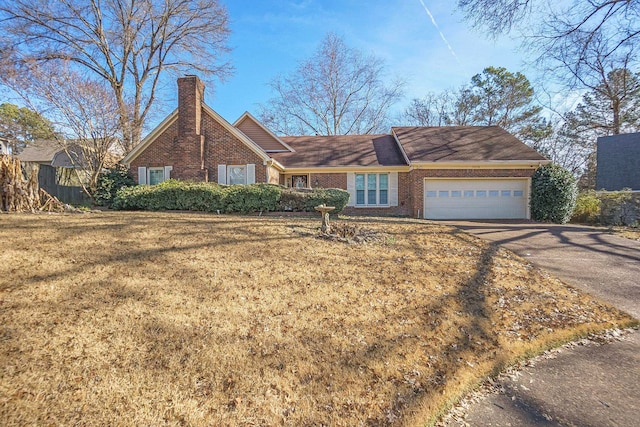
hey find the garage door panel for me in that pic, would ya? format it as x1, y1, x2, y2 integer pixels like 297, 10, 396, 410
424, 179, 527, 220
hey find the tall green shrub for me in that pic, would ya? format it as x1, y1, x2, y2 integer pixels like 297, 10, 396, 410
531, 164, 578, 224
94, 165, 136, 206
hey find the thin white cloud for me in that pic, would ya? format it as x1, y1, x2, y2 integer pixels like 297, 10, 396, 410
418, 0, 460, 64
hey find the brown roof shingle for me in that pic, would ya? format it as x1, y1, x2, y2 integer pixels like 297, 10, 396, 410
392, 126, 548, 163
16, 140, 61, 163
272, 134, 407, 168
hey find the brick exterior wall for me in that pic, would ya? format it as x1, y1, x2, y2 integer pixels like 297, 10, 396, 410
309, 173, 347, 189
130, 76, 266, 183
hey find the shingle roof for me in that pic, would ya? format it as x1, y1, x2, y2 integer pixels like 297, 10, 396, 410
392, 126, 548, 163
16, 140, 61, 163
272, 134, 407, 168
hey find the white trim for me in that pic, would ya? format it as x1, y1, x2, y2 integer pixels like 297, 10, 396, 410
390, 128, 411, 165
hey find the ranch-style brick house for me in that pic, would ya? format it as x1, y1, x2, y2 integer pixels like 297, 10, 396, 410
122, 76, 550, 220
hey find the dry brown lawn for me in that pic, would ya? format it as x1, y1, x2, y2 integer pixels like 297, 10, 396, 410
0, 212, 635, 426
611, 226, 640, 241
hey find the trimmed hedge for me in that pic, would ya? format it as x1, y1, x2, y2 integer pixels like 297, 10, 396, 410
112, 180, 350, 214
278, 188, 349, 213
531, 164, 578, 224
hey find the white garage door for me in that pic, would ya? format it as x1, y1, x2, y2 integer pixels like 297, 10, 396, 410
424, 179, 529, 220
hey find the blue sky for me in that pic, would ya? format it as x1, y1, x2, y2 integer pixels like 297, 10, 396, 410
1, 1, 530, 131
164, 0, 525, 124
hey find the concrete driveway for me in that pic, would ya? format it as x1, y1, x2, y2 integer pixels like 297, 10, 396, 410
443, 221, 640, 427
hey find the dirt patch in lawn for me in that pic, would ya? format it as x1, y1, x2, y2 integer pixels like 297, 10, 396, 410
0, 212, 635, 426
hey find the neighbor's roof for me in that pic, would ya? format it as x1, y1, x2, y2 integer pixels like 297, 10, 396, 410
16, 140, 61, 163
392, 126, 548, 163
272, 134, 407, 168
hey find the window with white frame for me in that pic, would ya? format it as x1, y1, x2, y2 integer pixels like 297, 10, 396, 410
148, 167, 165, 185
228, 165, 246, 185
355, 173, 389, 206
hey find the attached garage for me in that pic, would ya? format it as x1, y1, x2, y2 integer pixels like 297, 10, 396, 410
424, 178, 530, 220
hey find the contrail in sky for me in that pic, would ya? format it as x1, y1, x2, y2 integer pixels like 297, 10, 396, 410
418, 0, 460, 64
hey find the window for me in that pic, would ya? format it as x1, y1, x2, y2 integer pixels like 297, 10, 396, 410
464, 190, 474, 198
438, 191, 449, 198
355, 173, 389, 206
489, 190, 499, 197
514, 190, 524, 197
379, 174, 388, 204
451, 190, 461, 198
228, 166, 246, 185
148, 167, 165, 185
368, 174, 377, 203
426, 191, 437, 198
501, 190, 511, 197
476, 190, 487, 197
291, 175, 308, 189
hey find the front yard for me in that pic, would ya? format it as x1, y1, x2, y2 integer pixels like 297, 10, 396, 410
0, 212, 635, 426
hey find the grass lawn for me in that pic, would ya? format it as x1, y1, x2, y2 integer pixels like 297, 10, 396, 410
611, 226, 640, 241
0, 212, 635, 426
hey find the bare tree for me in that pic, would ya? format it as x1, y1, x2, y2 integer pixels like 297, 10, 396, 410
0, 0, 231, 153
12, 63, 122, 197
458, 1, 640, 90
458, 0, 535, 37
402, 92, 455, 126
259, 33, 404, 136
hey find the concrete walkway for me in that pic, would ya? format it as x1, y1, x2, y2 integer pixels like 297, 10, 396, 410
444, 221, 640, 427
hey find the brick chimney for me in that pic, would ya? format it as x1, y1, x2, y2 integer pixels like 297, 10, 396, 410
175, 75, 207, 181
177, 75, 205, 137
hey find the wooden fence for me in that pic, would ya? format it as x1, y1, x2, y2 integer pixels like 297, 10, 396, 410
38, 164, 91, 205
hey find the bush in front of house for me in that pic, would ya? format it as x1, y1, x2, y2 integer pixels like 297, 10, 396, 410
223, 183, 281, 213
570, 191, 601, 224
531, 163, 578, 224
278, 188, 350, 213
94, 164, 136, 206
112, 180, 350, 214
